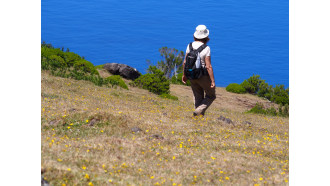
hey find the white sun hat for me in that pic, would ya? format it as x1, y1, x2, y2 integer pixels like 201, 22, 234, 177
193, 25, 209, 39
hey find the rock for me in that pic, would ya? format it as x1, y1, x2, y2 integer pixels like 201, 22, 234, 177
131, 127, 142, 133
217, 115, 226, 121
48, 119, 61, 126
217, 115, 235, 126
225, 118, 233, 124
69, 108, 77, 112
104, 63, 121, 75
244, 121, 252, 125
149, 134, 164, 140
104, 63, 141, 80
41, 176, 49, 186
88, 118, 100, 126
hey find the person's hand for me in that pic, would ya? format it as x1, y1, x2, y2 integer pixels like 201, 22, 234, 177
210, 81, 215, 88
182, 75, 187, 84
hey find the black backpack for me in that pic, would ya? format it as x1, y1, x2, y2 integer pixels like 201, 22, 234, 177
184, 42, 208, 80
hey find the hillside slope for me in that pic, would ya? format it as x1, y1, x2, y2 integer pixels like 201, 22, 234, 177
41, 70, 289, 185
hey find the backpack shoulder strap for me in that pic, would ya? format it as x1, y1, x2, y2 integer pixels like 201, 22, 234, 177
189, 42, 193, 51
196, 44, 208, 53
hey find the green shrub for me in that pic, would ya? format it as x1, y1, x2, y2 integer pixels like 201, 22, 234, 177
257, 80, 270, 98
95, 64, 104, 69
63, 52, 81, 67
73, 59, 99, 75
266, 107, 278, 116
247, 102, 282, 117
226, 83, 246, 94
278, 104, 289, 117
159, 93, 178, 100
283, 104, 289, 117
41, 42, 106, 87
48, 55, 66, 69
241, 74, 262, 94
131, 66, 169, 95
131, 73, 170, 95
239, 74, 289, 106
170, 73, 191, 86
247, 103, 266, 115
106, 75, 128, 90
270, 85, 289, 105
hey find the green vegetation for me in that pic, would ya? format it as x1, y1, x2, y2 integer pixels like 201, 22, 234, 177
240, 74, 262, 94
278, 104, 289, 117
130, 66, 170, 95
105, 75, 128, 90
159, 93, 178, 100
226, 74, 289, 105
41, 71, 289, 185
41, 42, 128, 89
155, 47, 184, 79
226, 83, 246, 94
95, 64, 104, 69
170, 72, 191, 86
247, 102, 289, 117
147, 47, 190, 86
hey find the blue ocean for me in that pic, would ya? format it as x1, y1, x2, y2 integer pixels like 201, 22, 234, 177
41, 0, 288, 87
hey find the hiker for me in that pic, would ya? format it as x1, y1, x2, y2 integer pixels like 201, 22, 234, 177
182, 25, 216, 116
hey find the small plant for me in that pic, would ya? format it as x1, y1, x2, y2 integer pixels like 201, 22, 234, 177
226, 83, 246, 94
106, 75, 128, 90
247, 103, 267, 115
278, 104, 289, 117
247, 102, 285, 117
159, 93, 178, 100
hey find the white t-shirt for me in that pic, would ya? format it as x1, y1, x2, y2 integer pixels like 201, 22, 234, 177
186, 41, 211, 67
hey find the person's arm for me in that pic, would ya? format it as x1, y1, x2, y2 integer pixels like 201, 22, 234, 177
182, 53, 188, 84
205, 56, 215, 88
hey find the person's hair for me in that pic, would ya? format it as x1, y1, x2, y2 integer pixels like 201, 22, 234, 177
194, 36, 210, 44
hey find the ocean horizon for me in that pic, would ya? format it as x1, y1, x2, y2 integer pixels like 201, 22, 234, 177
42, 0, 288, 88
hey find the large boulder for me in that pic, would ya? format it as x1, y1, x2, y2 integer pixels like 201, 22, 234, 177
103, 63, 141, 80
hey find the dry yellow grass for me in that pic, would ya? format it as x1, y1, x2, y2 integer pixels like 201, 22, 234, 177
41, 70, 289, 186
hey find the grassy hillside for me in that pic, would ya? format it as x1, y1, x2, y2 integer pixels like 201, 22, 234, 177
41, 70, 289, 185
